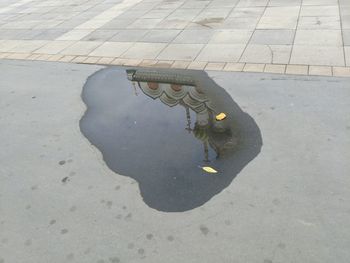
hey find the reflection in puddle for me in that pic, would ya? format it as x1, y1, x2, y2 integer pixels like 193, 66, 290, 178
80, 67, 262, 212
126, 69, 237, 164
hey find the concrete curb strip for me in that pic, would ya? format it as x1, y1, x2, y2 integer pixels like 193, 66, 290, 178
1, 52, 349, 77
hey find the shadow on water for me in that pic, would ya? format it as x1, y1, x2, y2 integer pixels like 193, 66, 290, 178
80, 67, 263, 212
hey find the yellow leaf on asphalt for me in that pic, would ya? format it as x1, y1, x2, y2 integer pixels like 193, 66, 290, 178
202, 166, 218, 173
215, 112, 227, 121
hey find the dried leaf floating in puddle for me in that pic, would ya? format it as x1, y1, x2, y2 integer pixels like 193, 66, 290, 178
215, 112, 227, 121
202, 166, 218, 173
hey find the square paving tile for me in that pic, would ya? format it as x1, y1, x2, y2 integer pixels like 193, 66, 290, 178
2, 20, 41, 29
166, 8, 203, 20
342, 15, 350, 29
243, 63, 265, 72
343, 30, 350, 46
131, 2, 159, 11
236, 0, 269, 8
155, 60, 174, 68
220, 17, 260, 29
268, 0, 301, 6
195, 8, 232, 20
181, 1, 210, 9
56, 29, 94, 41
157, 1, 185, 10
34, 40, 75, 54
300, 5, 339, 16
110, 30, 148, 42
8, 40, 48, 53
228, 7, 265, 18
84, 56, 104, 64
240, 44, 292, 64
333, 66, 350, 77
263, 6, 300, 17
250, 29, 295, 44
298, 16, 341, 30
47, 54, 64, 61
97, 57, 115, 64
127, 18, 162, 29
112, 58, 143, 66
303, 0, 338, 5
173, 29, 214, 44
72, 56, 88, 63
101, 19, 135, 29
60, 41, 102, 56
138, 59, 158, 67
207, 0, 239, 8
171, 60, 191, 69
89, 42, 133, 57
5, 53, 31, 60
54, 19, 88, 30
82, 30, 119, 41
121, 42, 167, 59
308, 65, 332, 76
196, 44, 246, 62
223, 62, 245, 71
117, 10, 149, 19
285, 64, 309, 75
141, 9, 173, 19
0, 29, 23, 40
141, 30, 181, 43
209, 29, 253, 44
11, 29, 44, 40
338, 0, 349, 6
186, 18, 224, 30
157, 43, 204, 61
345, 47, 350, 66
205, 62, 225, 70
28, 54, 44, 60
257, 16, 298, 29
77, 19, 112, 30
290, 45, 345, 66
33, 29, 69, 40
264, 64, 286, 73
155, 19, 190, 29
294, 30, 342, 46
187, 61, 207, 69
34, 20, 64, 29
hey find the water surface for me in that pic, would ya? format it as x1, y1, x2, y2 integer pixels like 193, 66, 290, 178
80, 67, 262, 212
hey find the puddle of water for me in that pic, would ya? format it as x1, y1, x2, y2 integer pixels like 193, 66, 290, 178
80, 67, 262, 212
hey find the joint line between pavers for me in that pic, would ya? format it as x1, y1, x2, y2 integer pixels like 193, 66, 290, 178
288, 0, 303, 64
337, 0, 347, 66
238, 0, 272, 63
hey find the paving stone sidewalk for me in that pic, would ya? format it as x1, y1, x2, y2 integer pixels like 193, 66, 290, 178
0, 0, 350, 76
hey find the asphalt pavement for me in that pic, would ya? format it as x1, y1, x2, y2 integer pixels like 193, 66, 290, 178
0, 59, 349, 263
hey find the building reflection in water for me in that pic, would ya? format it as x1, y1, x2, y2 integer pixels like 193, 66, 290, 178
126, 69, 237, 164
81, 67, 262, 211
